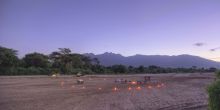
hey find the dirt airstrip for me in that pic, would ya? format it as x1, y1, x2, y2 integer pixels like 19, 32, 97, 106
0, 73, 215, 110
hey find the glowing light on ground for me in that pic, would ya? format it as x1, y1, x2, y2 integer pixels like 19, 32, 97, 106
157, 84, 161, 88
113, 87, 119, 91
136, 86, 141, 90
148, 85, 152, 89
131, 81, 137, 85
51, 74, 57, 78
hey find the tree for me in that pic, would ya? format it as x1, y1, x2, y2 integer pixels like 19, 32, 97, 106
91, 65, 105, 73
111, 65, 127, 73
137, 65, 145, 73
58, 48, 71, 55
128, 66, 134, 73
50, 48, 72, 73
92, 58, 100, 65
23, 52, 50, 68
148, 65, 159, 73
80, 55, 92, 68
49, 48, 93, 74
0, 46, 19, 67
208, 67, 217, 72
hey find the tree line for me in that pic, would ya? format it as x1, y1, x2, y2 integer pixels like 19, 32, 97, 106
0, 46, 217, 75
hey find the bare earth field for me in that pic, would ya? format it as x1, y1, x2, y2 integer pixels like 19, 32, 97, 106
0, 73, 215, 110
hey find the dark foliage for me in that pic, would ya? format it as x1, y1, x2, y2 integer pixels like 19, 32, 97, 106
0, 46, 218, 75
207, 80, 220, 110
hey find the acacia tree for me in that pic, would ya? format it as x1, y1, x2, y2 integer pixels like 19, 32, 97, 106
49, 48, 93, 74
50, 48, 72, 73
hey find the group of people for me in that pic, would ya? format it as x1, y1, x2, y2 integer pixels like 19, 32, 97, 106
115, 76, 151, 84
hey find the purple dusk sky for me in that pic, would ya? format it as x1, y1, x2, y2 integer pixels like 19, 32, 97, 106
0, 0, 220, 61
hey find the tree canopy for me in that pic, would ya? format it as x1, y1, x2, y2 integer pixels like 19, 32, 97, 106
0, 46, 19, 67
23, 52, 50, 68
0, 46, 218, 75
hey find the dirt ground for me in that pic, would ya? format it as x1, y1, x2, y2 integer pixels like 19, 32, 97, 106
0, 73, 215, 110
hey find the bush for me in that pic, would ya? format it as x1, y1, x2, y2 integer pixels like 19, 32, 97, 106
207, 80, 220, 110
0, 67, 50, 75
27, 67, 50, 75
215, 70, 220, 79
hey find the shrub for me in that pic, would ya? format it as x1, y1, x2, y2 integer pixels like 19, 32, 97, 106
26, 67, 50, 75
207, 80, 220, 110
215, 70, 220, 79
0, 67, 50, 75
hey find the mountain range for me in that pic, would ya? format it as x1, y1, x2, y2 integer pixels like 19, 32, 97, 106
85, 52, 220, 68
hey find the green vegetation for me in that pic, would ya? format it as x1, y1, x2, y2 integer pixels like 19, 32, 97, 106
207, 79, 220, 110
215, 70, 220, 79
23, 52, 50, 68
207, 70, 220, 110
0, 46, 20, 67
0, 46, 218, 75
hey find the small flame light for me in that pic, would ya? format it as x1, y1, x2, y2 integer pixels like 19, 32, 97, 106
136, 86, 141, 90
98, 87, 102, 90
131, 81, 137, 85
128, 87, 132, 91
113, 87, 118, 91
148, 85, 152, 89
157, 84, 161, 88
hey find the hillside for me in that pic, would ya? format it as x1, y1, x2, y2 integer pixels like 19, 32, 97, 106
85, 52, 220, 68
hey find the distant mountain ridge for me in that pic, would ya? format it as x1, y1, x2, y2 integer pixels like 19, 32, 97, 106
85, 52, 220, 68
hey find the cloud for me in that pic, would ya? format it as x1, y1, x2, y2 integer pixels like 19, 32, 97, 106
194, 42, 205, 47
210, 47, 220, 52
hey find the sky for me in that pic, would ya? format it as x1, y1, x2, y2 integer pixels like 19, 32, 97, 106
0, 0, 220, 61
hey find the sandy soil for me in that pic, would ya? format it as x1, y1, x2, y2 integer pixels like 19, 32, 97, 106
0, 73, 215, 110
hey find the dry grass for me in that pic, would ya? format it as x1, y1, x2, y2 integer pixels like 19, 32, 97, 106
0, 73, 215, 110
